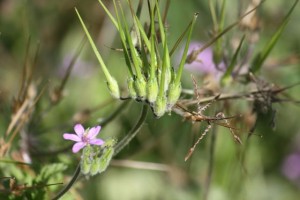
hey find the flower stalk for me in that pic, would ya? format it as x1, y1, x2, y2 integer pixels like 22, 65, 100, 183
75, 9, 120, 99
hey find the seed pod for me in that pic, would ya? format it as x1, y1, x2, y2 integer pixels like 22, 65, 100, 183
107, 77, 120, 99
90, 158, 101, 176
81, 158, 91, 175
134, 77, 147, 100
99, 146, 114, 174
153, 95, 167, 118
167, 82, 181, 111
127, 77, 137, 99
80, 146, 93, 175
146, 77, 159, 104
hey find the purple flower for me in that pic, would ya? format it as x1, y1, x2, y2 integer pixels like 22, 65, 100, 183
175, 41, 226, 79
63, 124, 104, 153
282, 152, 300, 181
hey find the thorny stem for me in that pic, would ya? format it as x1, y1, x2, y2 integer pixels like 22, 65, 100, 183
114, 103, 148, 156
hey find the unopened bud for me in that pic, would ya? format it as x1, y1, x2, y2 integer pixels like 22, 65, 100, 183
90, 158, 101, 176
81, 146, 92, 175
134, 77, 147, 100
127, 77, 137, 99
153, 95, 167, 118
99, 147, 114, 173
146, 77, 158, 104
167, 83, 181, 111
107, 77, 120, 99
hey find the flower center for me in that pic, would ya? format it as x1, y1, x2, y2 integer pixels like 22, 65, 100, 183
82, 135, 89, 143
82, 129, 90, 143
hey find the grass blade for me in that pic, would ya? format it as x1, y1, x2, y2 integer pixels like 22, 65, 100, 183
250, 0, 298, 73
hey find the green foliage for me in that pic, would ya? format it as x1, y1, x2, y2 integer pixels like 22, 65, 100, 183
1, 0, 300, 199
35, 163, 67, 183
250, 0, 299, 73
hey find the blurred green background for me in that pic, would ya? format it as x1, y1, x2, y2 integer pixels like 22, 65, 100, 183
1, 0, 300, 199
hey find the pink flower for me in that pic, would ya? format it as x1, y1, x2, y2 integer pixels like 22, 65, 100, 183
63, 124, 104, 153
175, 41, 226, 79
282, 153, 300, 181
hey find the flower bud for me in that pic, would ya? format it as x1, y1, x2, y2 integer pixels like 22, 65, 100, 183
82, 145, 92, 158
99, 146, 114, 173
107, 77, 120, 99
81, 146, 93, 175
167, 82, 181, 111
146, 77, 158, 104
81, 159, 91, 175
90, 158, 101, 176
127, 77, 137, 99
134, 77, 147, 101
157, 68, 171, 93
153, 95, 167, 118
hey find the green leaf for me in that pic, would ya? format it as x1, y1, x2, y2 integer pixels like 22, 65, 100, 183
35, 163, 67, 183
250, 0, 298, 73
187, 1, 263, 65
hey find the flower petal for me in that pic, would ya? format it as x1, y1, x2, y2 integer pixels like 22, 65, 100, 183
87, 126, 101, 139
74, 124, 85, 137
72, 142, 86, 153
89, 138, 104, 146
63, 133, 81, 142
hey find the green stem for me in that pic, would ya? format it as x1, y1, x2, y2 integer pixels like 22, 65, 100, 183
75, 8, 112, 82
203, 125, 217, 200
158, 37, 169, 98
175, 13, 198, 86
98, 0, 119, 29
118, 1, 143, 79
150, 1, 156, 79
114, 104, 148, 155
112, 0, 134, 77
100, 100, 130, 127
51, 163, 81, 200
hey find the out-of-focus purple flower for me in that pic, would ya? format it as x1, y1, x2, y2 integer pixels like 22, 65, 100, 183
176, 41, 225, 78
58, 53, 94, 78
63, 124, 104, 153
282, 152, 300, 182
